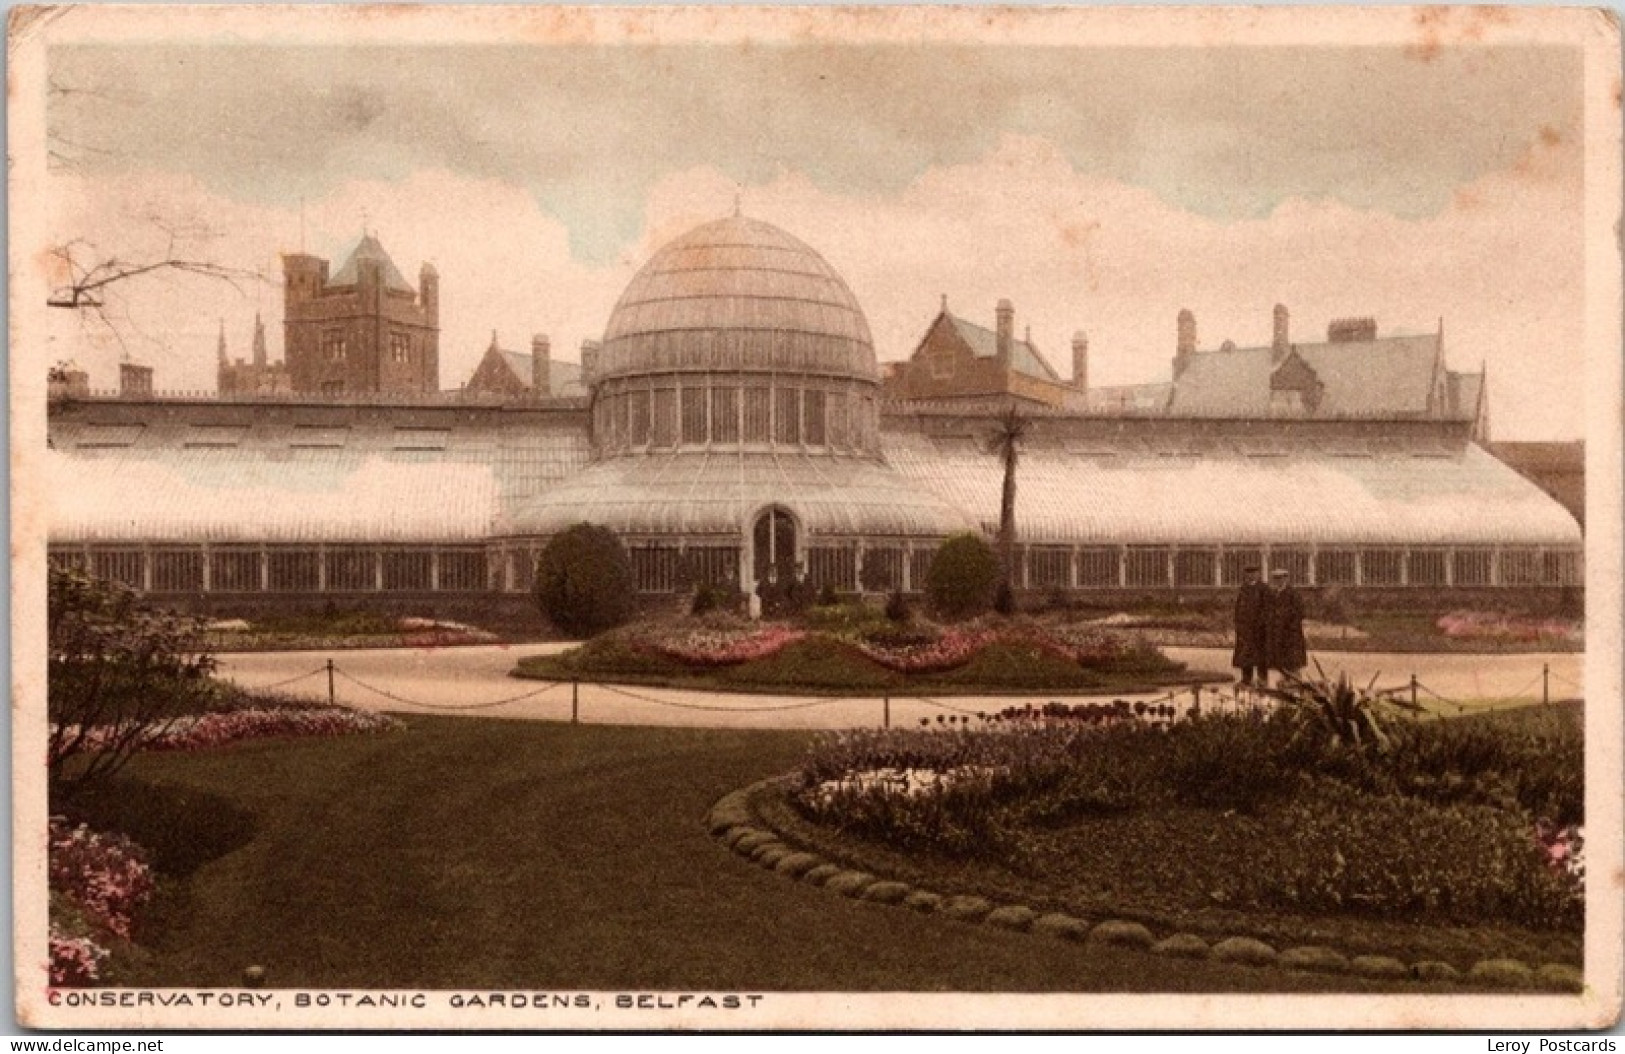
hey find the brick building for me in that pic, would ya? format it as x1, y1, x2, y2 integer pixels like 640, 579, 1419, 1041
281, 233, 440, 396
217, 314, 291, 396
463, 332, 586, 399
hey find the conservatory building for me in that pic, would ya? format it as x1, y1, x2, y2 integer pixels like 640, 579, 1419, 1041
45, 216, 1585, 610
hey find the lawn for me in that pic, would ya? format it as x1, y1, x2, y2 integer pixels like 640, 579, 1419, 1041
68, 717, 1447, 993
774, 701, 1583, 974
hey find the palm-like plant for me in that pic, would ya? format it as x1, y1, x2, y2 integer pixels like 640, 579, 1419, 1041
1262, 660, 1426, 756
983, 402, 1030, 598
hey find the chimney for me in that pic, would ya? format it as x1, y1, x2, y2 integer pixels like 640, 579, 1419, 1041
1326, 317, 1377, 343
580, 339, 602, 385
119, 361, 154, 398
1071, 331, 1088, 392
1173, 308, 1196, 378
252, 312, 268, 368
531, 333, 551, 396
1272, 304, 1290, 363
995, 299, 1014, 365
216, 319, 228, 365
419, 263, 439, 325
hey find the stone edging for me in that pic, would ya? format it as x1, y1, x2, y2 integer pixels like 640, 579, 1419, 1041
706, 779, 1584, 993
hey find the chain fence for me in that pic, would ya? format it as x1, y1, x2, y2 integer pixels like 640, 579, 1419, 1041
235, 655, 1581, 728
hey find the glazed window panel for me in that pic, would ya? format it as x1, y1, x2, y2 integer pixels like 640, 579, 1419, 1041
1499, 549, 1542, 586
1125, 547, 1171, 588
1544, 550, 1581, 586
774, 386, 801, 445
681, 386, 707, 445
1268, 548, 1312, 586
1315, 549, 1358, 586
327, 549, 376, 591
1030, 547, 1071, 589
710, 387, 739, 443
632, 547, 682, 593
152, 551, 203, 592
743, 388, 771, 443
908, 547, 935, 591
803, 389, 827, 446
1361, 549, 1404, 586
860, 547, 903, 592
1222, 549, 1265, 586
49, 549, 89, 573
1453, 548, 1495, 587
267, 550, 320, 592
1077, 548, 1121, 588
1409, 548, 1448, 587
213, 549, 262, 592
438, 550, 486, 592
382, 551, 432, 591
629, 390, 651, 447
651, 388, 677, 447
511, 549, 536, 593
91, 549, 145, 589
807, 546, 855, 590
1172, 549, 1215, 588
684, 546, 739, 588
826, 391, 848, 449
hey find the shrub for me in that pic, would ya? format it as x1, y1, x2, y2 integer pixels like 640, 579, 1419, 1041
690, 585, 719, 616
534, 523, 635, 636
817, 581, 839, 607
993, 579, 1017, 615
885, 590, 911, 623
925, 534, 1000, 619
49, 566, 216, 803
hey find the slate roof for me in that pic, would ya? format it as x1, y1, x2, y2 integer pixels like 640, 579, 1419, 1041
946, 314, 1061, 383
494, 349, 587, 397
1167, 332, 1466, 418
327, 234, 415, 294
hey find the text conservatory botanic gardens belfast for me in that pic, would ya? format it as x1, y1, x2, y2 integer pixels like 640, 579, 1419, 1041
45, 214, 1583, 615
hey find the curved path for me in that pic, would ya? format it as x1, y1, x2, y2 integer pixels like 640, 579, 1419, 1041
217, 643, 1583, 729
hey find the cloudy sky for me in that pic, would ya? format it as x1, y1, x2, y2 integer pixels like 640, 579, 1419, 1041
40, 30, 1586, 437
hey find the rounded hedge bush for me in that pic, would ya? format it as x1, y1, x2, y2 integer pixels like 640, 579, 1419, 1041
925, 533, 1000, 619
535, 523, 635, 636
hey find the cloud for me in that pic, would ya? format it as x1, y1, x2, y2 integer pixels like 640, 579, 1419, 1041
36, 127, 1581, 440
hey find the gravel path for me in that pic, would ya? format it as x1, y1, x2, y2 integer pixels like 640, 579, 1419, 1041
216, 643, 1583, 729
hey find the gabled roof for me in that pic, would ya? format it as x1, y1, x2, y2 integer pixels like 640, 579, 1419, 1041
945, 314, 1062, 383
1168, 332, 1449, 418
327, 234, 415, 294
490, 347, 587, 398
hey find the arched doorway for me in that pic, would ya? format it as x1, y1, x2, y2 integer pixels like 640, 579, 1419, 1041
752, 506, 798, 587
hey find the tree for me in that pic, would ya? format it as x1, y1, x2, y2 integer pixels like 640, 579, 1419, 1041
983, 402, 1031, 597
534, 524, 636, 636
925, 533, 1001, 619
48, 565, 216, 802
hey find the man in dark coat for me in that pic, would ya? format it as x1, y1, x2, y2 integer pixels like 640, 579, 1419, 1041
1264, 568, 1308, 682
1232, 566, 1268, 685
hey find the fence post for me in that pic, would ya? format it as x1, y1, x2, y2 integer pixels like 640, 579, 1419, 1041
883, 694, 890, 729
1191, 685, 1201, 719
1409, 673, 1418, 709
326, 658, 335, 707
572, 679, 580, 725
1543, 663, 1550, 706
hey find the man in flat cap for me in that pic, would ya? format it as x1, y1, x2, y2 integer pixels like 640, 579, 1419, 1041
1232, 565, 1268, 685
1264, 568, 1308, 683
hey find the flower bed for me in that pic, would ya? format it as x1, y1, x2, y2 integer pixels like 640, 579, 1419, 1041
48, 819, 157, 985
145, 707, 400, 751
645, 623, 806, 667
1437, 611, 1582, 645
853, 627, 997, 673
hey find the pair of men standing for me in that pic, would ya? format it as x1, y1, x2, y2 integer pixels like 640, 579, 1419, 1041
1232, 566, 1307, 686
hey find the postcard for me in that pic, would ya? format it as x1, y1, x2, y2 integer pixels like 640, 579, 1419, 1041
10, 3, 1622, 1032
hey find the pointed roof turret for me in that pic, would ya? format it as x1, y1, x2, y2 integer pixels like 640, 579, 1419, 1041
252, 312, 267, 367
327, 232, 414, 294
